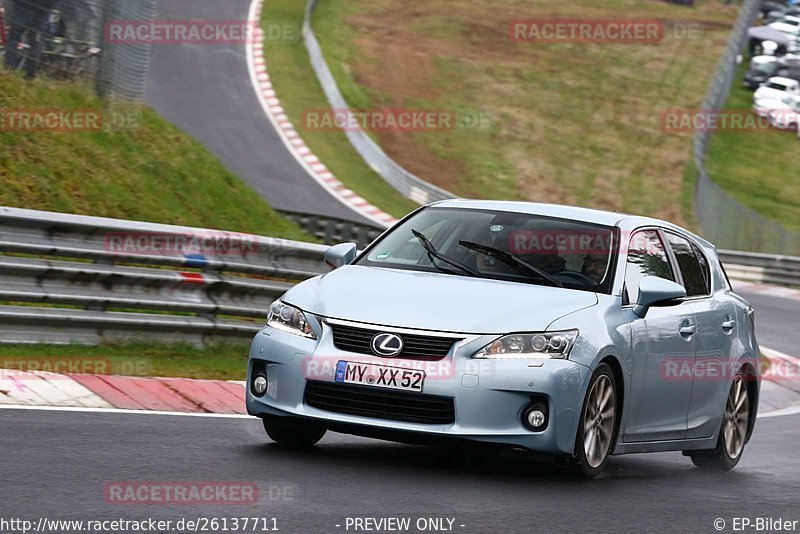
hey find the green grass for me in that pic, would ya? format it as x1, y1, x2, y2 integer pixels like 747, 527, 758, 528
0, 342, 249, 380
705, 63, 800, 231
268, 0, 741, 228
0, 72, 313, 240
260, 0, 419, 218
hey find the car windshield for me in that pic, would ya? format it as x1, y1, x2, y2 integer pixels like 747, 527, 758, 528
756, 64, 778, 75
357, 207, 618, 293
767, 82, 788, 90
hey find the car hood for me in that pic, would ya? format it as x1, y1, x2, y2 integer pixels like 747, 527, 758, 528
282, 265, 599, 334
755, 88, 792, 100
754, 96, 791, 109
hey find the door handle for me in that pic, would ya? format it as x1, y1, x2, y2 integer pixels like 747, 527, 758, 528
722, 319, 736, 331
679, 325, 696, 336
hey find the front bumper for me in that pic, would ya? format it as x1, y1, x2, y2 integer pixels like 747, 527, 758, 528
246, 322, 592, 456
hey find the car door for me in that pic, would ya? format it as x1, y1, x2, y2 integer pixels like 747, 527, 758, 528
622, 229, 696, 443
662, 232, 737, 439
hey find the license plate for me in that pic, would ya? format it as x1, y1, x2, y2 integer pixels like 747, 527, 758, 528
334, 361, 425, 392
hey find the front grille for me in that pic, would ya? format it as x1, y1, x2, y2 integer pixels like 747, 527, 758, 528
329, 323, 461, 361
304, 381, 455, 425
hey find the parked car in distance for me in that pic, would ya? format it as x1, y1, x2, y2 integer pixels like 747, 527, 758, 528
753, 94, 800, 118
744, 61, 781, 89
754, 76, 800, 101
766, 10, 786, 24
247, 201, 761, 478
750, 55, 780, 68
768, 104, 800, 130
777, 66, 800, 83
769, 15, 800, 36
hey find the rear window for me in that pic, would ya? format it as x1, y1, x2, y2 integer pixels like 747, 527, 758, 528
665, 233, 709, 297
767, 82, 788, 90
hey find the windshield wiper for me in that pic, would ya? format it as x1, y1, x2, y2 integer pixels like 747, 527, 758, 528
458, 240, 563, 288
411, 229, 482, 278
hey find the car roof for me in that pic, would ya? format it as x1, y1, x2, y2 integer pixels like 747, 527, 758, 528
767, 76, 797, 85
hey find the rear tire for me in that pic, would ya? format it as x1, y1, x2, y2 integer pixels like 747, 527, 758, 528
573, 363, 617, 479
686, 371, 751, 471
262, 415, 327, 448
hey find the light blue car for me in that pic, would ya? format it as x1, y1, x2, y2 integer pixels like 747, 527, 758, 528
247, 201, 760, 477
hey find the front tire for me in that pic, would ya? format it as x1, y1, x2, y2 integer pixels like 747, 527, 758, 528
262, 415, 327, 448
573, 363, 617, 478
686, 372, 751, 471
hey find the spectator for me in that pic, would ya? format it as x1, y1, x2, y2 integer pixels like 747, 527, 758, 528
3, 0, 59, 79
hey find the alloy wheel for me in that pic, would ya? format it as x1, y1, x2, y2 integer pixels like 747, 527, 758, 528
723, 375, 750, 459
582, 374, 616, 468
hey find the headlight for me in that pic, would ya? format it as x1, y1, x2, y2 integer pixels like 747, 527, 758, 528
474, 330, 578, 359
267, 300, 316, 339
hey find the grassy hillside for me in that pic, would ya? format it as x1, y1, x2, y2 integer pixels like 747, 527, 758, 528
706, 64, 800, 231
264, 0, 740, 227
0, 72, 312, 240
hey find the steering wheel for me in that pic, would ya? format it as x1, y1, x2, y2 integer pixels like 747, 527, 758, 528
554, 270, 597, 285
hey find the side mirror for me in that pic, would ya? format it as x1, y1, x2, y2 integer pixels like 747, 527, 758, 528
632, 276, 687, 318
324, 242, 357, 269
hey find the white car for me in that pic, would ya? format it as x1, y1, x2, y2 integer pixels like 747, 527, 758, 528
751, 55, 780, 68
768, 106, 800, 130
753, 94, 800, 118
754, 76, 800, 101
769, 15, 800, 36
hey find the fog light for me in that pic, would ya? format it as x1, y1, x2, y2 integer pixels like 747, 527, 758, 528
527, 409, 546, 429
522, 401, 548, 431
252, 375, 267, 396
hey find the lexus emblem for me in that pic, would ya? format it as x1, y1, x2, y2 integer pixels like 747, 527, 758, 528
371, 332, 404, 357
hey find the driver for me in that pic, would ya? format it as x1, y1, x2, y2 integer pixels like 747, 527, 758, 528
581, 254, 606, 284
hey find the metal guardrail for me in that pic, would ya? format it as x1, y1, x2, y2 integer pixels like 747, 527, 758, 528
0, 208, 797, 347
720, 250, 800, 288
302, 0, 457, 205
277, 210, 384, 248
693, 0, 800, 255
0, 206, 328, 345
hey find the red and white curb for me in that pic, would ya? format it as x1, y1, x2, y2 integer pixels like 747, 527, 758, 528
760, 348, 800, 418
0, 371, 246, 415
0, 352, 799, 418
246, 0, 397, 229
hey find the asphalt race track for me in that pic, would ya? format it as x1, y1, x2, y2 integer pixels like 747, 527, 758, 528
738, 289, 798, 356
1, 408, 799, 533
0, 290, 797, 533
145, 0, 373, 224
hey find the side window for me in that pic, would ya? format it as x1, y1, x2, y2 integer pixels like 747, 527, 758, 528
665, 233, 709, 297
624, 230, 675, 304
692, 243, 712, 294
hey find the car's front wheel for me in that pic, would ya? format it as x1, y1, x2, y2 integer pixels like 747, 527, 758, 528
574, 363, 617, 478
686, 372, 751, 471
262, 415, 327, 448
